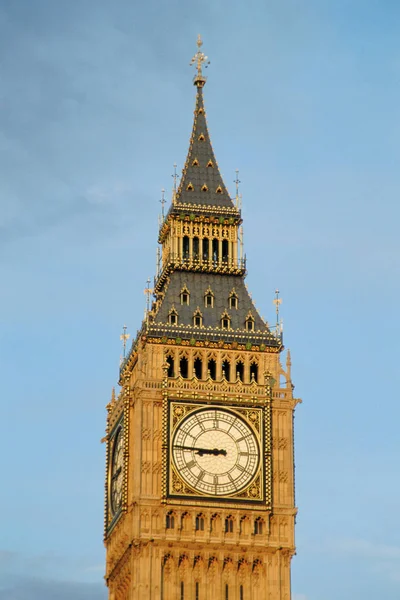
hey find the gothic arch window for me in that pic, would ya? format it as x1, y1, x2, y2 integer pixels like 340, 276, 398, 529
168, 308, 178, 326
240, 585, 244, 600
193, 308, 203, 327
204, 287, 214, 308
216, 185, 223, 194
229, 290, 238, 309
201, 184, 208, 192
181, 512, 191, 532
180, 285, 190, 305
166, 511, 175, 529
187, 182, 194, 191
225, 584, 229, 600
195, 514, 205, 531
179, 356, 189, 379
166, 354, 175, 378
225, 515, 234, 533
222, 359, 231, 381
202, 238, 209, 261
220, 311, 231, 330
180, 581, 185, 600
195, 582, 200, 600
210, 513, 221, 534
212, 238, 219, 262
222, 239, 229, 263
207, 159, 214, 167
208, 358, 216, 380
250, 361, 258, 383
193, 237, 199, 259
236, 360, 244, 382
183, 236, 190, 259
192, 158, 199, 166
254, 517, 264, 535
194, 356, 203, 379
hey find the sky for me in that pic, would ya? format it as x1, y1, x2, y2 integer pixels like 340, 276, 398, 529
0, 0, 400, 598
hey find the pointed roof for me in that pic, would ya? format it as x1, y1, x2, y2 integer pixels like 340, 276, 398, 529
174, 38, 237, 211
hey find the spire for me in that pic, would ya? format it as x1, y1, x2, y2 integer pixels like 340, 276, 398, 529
175, 36, 237, 211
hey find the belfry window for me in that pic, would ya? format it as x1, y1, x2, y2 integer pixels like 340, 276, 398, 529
180, 357, 188, 379
222, 360, 231, 381
250, 362, 258, 383
208, 359, 216, 380
194, 357, 202, 379
166, 355, 174, 378
236, 361, 244, 381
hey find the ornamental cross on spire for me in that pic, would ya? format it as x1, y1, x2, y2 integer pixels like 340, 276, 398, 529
190, 34, 210, 86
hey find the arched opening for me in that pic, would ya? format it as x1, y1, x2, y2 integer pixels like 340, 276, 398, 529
212, 238, 219, 262
193, 237, 199, 259
222, 239, 229, 262
221, 316, 230, 330
180, 357, 188, 379
240, 585, 244, 600
180, 581, 184, 600
225, 516, 234, 533
254, 518, 264, 535
250, 362, 258, 383
236, 361, 244, 381
246, 318, 254, 332
195, 514, 205, 531
195, 582, 200, 600
225, 584, 229, 600
194, 357, 202, 379
166, 356, 174, 378
183, 236, 190, 259
222, 360, 231, 381
208, 359, 216, 380
202, 238, 209, 261
229, 294, 238, 309
166, 511, 175, 529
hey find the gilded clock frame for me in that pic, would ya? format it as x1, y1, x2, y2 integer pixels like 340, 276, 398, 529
163, 397, 272, 506
106, 414, 127, 533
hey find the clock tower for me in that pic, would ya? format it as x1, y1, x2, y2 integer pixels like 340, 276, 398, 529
104, 37, 301, 600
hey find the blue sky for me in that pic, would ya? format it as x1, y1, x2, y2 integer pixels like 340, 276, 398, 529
1, 0, 399, 598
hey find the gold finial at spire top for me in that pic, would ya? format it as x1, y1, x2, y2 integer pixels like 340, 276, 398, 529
190, 34, 210, 86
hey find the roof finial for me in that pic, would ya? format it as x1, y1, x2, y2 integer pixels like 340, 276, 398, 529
160, 188, 166, 217
234, 170, 241, 208
120, 324, 130, 364
273, 290, 282, 338
190, 35, 210, 87
172, 163, 180, 202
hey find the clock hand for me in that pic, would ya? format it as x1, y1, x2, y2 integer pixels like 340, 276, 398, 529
173, 445, 227, 456
111, 466, 122, 481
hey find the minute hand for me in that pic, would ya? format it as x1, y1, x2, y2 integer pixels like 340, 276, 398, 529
173, 445, 227, 456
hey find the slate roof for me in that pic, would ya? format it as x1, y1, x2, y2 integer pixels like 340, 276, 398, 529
174, 86, 236, 210
154, 272, 265, 331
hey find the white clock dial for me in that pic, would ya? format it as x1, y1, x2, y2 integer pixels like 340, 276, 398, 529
172, 407, 260, 496
110, 427, 124, 514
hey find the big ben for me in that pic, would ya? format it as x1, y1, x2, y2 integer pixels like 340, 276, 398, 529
104, 36, 301, 600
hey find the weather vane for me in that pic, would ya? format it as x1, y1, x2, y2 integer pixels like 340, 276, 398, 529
120, 324, 130, 360
190, 34, 210, 84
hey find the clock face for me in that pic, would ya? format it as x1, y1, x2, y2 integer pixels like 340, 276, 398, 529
110, 427, 124, 514
172, 407, 260, 496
